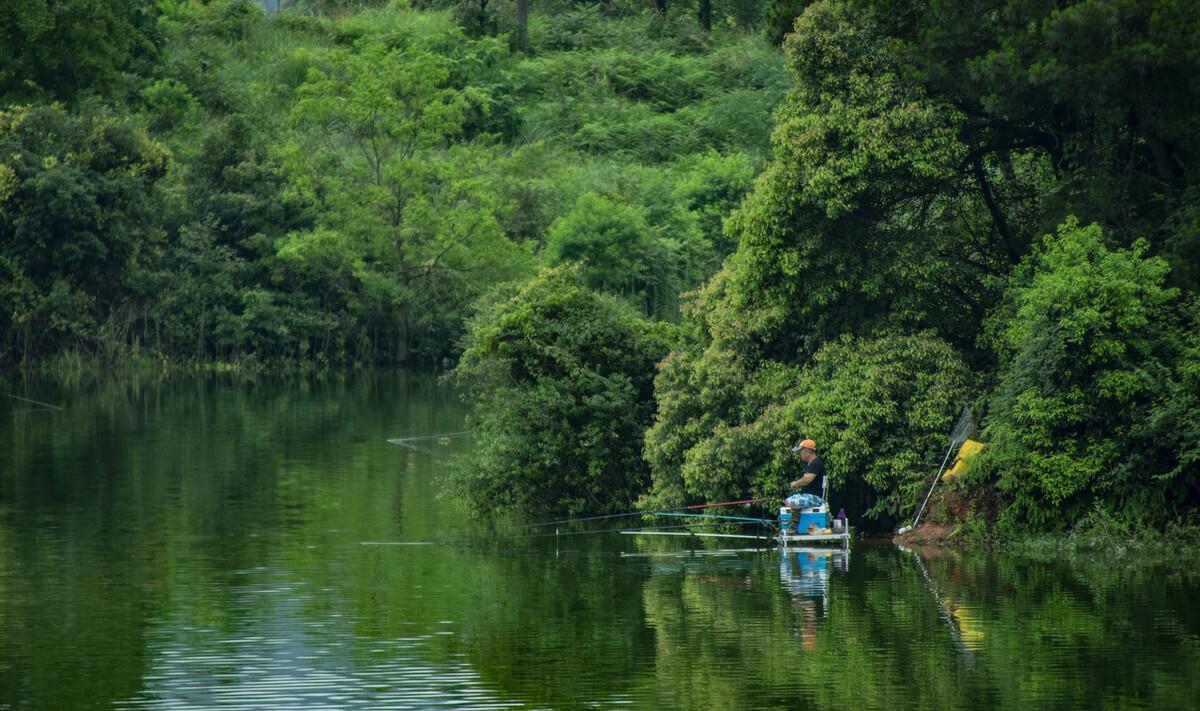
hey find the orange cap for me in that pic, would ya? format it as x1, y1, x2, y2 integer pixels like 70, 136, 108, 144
791, 438, 817, 453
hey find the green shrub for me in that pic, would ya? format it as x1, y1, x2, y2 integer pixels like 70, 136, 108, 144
978, 218, 1194, 531
671, 151, 757, 257
450, 265, 676, 517
0, 104, 168, 361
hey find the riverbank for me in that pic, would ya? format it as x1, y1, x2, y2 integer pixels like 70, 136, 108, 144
895, 513, 1200, 577
3, 350, 451, 382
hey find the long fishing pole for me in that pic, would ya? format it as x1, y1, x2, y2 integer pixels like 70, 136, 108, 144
361, 521, 732, 546
364, 515, 777, 548
686, 497, 767, 510
517, 498, 770, 530
4, 393, 63, 411
656, 511, 774, 525
902, 406, 975, 534
522, 520, 736, 540
516, 510, 646, 529
431, 520, 747, 545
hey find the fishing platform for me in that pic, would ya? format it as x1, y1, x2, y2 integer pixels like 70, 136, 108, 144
614, 499, 851, 548
777, 503, 850, 548
467, 496, 853, 550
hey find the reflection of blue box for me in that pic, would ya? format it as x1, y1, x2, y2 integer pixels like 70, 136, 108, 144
798, 511, 827, 532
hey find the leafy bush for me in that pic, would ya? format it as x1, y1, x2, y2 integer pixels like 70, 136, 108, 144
0, 104, 168, 358
545, 194, 654, 296
450, 265, 675, 517
978, 218, 1195, 531
671, 151, 756, 256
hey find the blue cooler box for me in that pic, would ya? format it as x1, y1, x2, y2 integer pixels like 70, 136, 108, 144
780, 507, 828, 532
798, 510, 828, 532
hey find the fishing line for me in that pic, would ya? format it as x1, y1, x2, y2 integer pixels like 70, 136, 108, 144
656, 511, 774, 525
4, 393, 63, 411
504, 520, 737, 541
516, 498, 771, 530
358, 520, 746, 547
387, 431, 472, 444
686, 498, 767, 510
387, 430, 473, 454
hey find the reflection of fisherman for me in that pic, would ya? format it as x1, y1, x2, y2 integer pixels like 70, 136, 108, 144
784, 438, 824, 533
780, 551, 829, 651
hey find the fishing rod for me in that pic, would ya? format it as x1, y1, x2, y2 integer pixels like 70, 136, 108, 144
900, 406, 975, 535
508, 520, 741, 541
355, 518, 724, 547
620, 530, 774, 541
361, 512, 780, 549
387, 431, 472, 444
656, 511, 774, 525
3, 393, 63, 411
686, 497, 767, 510
516, 498, 771, 530
370, 520, 748, 547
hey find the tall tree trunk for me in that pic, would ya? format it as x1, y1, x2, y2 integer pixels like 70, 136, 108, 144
698, 0, 711, 30
396, 302, 409, 365
972, 155, 1020, 265
516, 0, 530, 53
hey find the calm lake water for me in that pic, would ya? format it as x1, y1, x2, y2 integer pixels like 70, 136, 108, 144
1, 371, 1198, 710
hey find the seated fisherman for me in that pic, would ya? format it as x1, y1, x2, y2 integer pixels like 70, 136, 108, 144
785, 438, 825, 530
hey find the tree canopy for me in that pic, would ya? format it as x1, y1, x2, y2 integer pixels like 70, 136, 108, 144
450, 265, 675, 516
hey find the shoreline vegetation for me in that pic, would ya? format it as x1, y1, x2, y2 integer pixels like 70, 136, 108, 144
897, 509, 1200, 579
3, 1, 1198, 552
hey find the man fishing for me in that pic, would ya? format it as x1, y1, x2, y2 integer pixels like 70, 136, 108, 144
784, 438, 824, 532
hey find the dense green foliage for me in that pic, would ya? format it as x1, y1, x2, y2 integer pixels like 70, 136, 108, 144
643, 0, 1200, 532
643, 331, 971, 523
0, 0, 158, 101
0, 0, 783, 367
976, 219, 1198, 531
450, 265, 674, 516
0, 105, 168, 362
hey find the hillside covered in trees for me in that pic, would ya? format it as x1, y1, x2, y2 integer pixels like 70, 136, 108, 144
1, 0, 784, 366
3, 0, 1198, 538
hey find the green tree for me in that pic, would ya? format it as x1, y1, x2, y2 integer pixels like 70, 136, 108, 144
145, 222, 250, 360
671, 151, 756, 258
0, 0, 158, 101
978, 219, 1195, 531
450, 265, 676, 517
285, 38, 528, 363
0, 104, 168, 362
544, 191, 712, 320
544, 193, 655, 300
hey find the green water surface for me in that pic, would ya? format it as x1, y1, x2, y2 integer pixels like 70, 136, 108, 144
0, 371, 1197, 710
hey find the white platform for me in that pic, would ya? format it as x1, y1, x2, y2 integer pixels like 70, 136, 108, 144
780, 530, 850, 545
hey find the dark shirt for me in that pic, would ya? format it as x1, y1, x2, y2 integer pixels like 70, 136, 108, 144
801, 456, 825, 495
